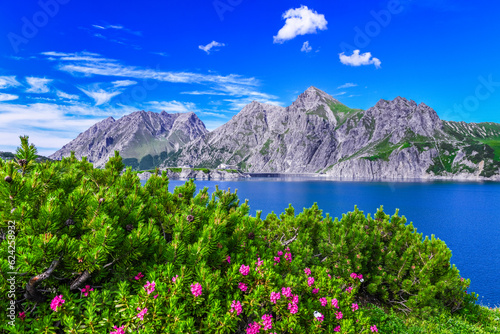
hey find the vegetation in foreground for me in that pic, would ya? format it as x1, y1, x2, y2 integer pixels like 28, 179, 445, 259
0, 136, 498, 333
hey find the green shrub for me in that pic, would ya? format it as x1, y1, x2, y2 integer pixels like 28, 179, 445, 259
0, 137, 481, 333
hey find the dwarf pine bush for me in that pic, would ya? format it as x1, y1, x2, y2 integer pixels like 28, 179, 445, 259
0, 137, 477, 333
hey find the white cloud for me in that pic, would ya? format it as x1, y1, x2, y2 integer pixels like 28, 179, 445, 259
43, 52, 257, 86
26, 77, 52, 93
112, 80, 137, 88
339, 50, 381, 68
273, 6, 327, 44
79, 88, 122, 106
180, 90, 228, 96
91, 24, 142, 36
199, 41, 225, 54
145, 101, 197, 113
301, 41, 312, 53
0, 76, 21, 89
41, 51, 282, 113
56, 91, 80, 100
337, 83, 357, 89
332, 92, 346, 97
0, 93, 19, 101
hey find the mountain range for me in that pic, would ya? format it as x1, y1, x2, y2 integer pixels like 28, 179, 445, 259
49, 87, 500, 180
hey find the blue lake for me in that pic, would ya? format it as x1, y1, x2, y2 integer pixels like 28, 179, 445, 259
141, 177, 500, 306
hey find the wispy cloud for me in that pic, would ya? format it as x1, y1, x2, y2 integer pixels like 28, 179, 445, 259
301, 41, 312, 53
26, 77, 52, 93
339, 50, 381, 68
0, 93, 19, 101
337, 83, 357, 89
180, 90, 228, 96
0, 76, 21, 89
274, 6, 327, 44
43, 52, 258, 86
91, 24, 142, 36
79, 87, 122, 106
112, 80, 137, 88
56, 91, 80, 100
0, 100, 138, 155
145, 101, 197, 113
199, 41, 225, 54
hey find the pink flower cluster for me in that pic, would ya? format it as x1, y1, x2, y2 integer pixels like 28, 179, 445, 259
284, 252, 292, 263
230, 300, 242, 315
238, 282, 248, 292
287, 302, 298, 314
334, 325, 341, 332
370, 325, 378, 332
319, 297, 328, 307
336, 311, 343, 319
18, 312, 26, 320
262, 314, 273, 330
312, 288, 319, 294
255, 257, 263, 270
240, 264, 250, 276
227, 255, 231, 263
345, 286, 353, 293
270, 291, 281, 304
282, 287, 292, 298
307, 276, 315, 287
172, 275, 179, 283
274, 256, 280, 265
350, 272, 363, 280
332, 298, 339, 309
304, 267, 311, 276
110, 325, 125, 334
277, 251, 283, 256
191, 283, 202, 297
144, 281, 155, 295
352, 303, 359, 311
246, 321, 261, 334
134, 272, 144, 280
81, 285, 94, 297
50, 295, 65, 312
136, 307, 147, 321
315, 313, 324, 322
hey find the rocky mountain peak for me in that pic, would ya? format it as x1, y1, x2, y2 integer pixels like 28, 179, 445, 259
291, 86, 341, 111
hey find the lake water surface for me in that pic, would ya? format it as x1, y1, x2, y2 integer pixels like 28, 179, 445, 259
141, 177, 500, 306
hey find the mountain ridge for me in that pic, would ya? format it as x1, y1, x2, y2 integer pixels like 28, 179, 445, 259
49, 87, 500, 180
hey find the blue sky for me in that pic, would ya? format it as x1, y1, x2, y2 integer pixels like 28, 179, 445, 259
1, 0, 499, 155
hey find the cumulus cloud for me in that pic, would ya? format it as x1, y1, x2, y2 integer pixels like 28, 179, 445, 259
112, 80, 137, 88
199, 41, 225, 54
301, 41, 312, 53
79, 88, 122, 106
26, 77, 52, 93
0, 93, 19, 101
0, 76, 21, 89
273, 6, 327, 44
339, 50, 381, 68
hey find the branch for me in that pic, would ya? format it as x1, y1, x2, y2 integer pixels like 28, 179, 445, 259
280, 227, 299, 247
25, 255, 62, 302
70, 270, 91, 290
